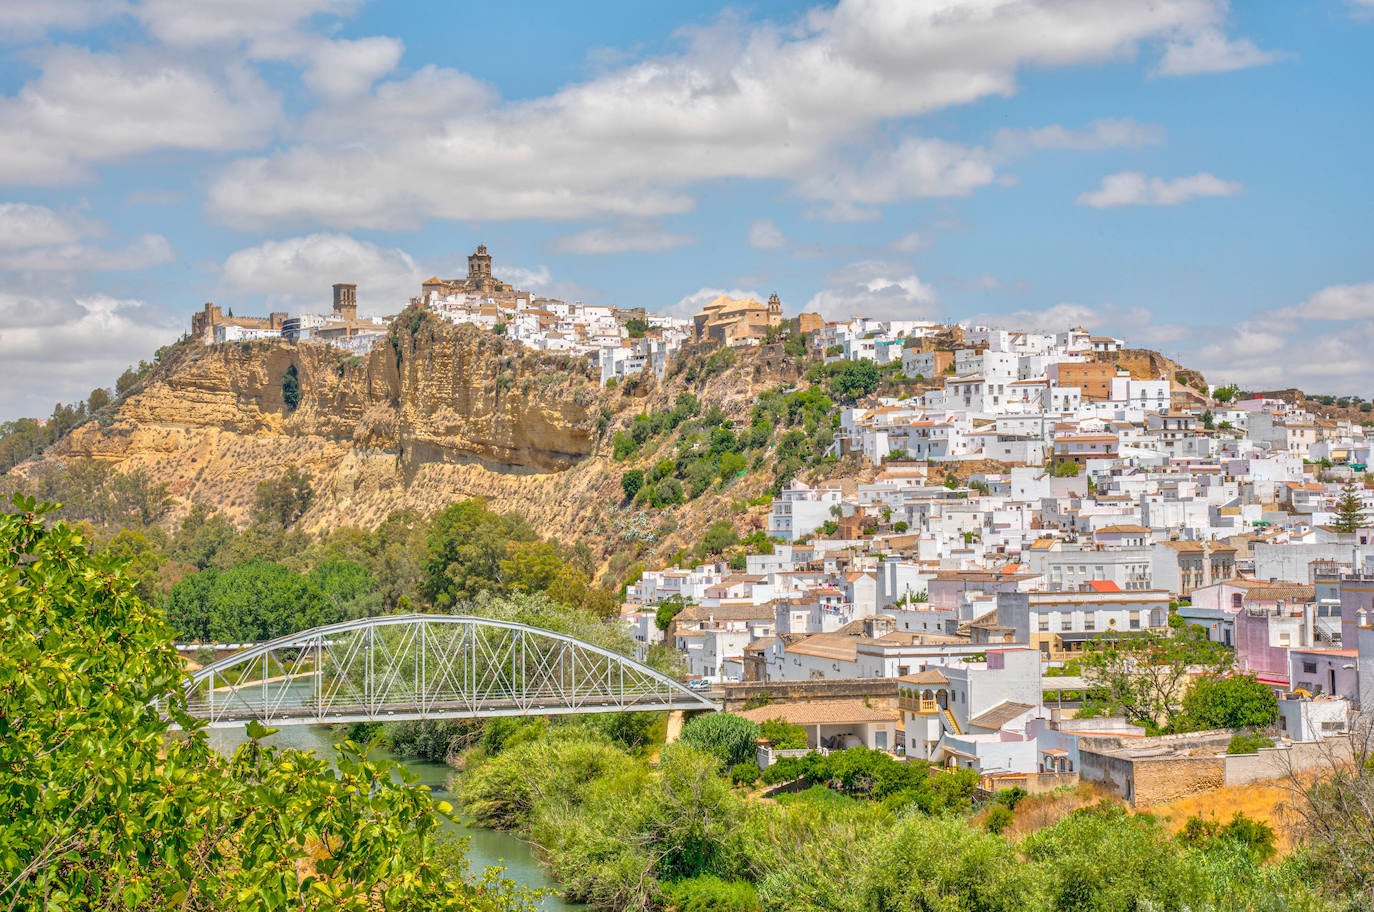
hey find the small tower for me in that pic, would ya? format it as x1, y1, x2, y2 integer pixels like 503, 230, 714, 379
468, 244, 493, 283
332, 283, 358, 322
767, 292, 782, 319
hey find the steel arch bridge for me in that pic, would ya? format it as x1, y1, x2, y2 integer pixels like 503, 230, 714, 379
179, 614, 718, 728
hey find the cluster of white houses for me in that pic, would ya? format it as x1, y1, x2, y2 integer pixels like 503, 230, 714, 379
619, 337, 1374, 789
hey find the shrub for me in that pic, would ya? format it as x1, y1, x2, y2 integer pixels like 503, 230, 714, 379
758, 718, 808, 750
621, 469, 644, 502
679, 713, 760, 768
662, 875, 762, 912
1226, 732, 1274, 755
985, 805, 1015, 834
729, 762, 761, 787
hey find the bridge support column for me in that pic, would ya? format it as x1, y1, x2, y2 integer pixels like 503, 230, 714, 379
665, 710, 685, 745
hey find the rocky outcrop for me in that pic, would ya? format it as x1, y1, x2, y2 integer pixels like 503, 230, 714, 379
51, 313, 605, 530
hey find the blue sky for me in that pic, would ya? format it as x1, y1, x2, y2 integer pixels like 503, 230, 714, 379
0, 0, 1372, 420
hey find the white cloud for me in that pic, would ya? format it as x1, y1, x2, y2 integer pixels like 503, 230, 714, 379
890, 232, 927, 253
0, 234, 173, 272
749, 219, 787, 249
220, 233, 423, 312
799, 136, 996, 206
992, 117, 1165, 156
0, 293, 182, 419
1077, 171, 1242, 208
805, 260, 938, 321
0, 1, 125, 41
301, 37, 404, 98
1273, 282, 1374, 321
0, 203, 87, 249
0, 47, 279, 185
1155, 29, 1287, 76
135, 0, 359, 47
553, 225, 692, 255
208, 0, 1253, 227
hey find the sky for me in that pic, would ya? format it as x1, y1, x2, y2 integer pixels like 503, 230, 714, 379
0, 0, 1372, 420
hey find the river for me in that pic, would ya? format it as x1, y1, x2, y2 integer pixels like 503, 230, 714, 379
209, 724, 580, 911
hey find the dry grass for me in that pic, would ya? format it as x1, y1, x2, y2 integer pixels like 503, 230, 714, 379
998, 781, 1121, 839
1149, 781, 1298, 852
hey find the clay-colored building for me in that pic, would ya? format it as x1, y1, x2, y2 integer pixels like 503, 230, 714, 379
422, 244, 518, 300
693, 292, 783, 345
1055, 362, 1117, 401
190, 302, 287, 344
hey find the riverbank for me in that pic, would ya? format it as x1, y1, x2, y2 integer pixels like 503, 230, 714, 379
208, 725, 580, 911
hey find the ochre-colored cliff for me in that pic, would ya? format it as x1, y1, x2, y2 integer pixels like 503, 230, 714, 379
53, 315, 608, 531
37, 312, 801, 559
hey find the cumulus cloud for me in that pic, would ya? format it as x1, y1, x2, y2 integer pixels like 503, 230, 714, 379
0, 293, 182, 419
749, 219, 787, 249
0, 47, 279, 185
1191, 282, 1374, 391
1272, 282, 1374, 321
805, 260, 938, 321
1076, 171, 1242, 208
301, 36, 404, 98
992, 117, 1165, 156
220, 233, 424, 312
1154, 29, 1287, 76
0, 234, 173, 272
135, 0, 360, 48
208, 0, 1257, 227
799, 137, 996, 206
0, 203, 87, 249
0, 0, 124, 42
553, 225, 693, 255
890, 232, 927, 253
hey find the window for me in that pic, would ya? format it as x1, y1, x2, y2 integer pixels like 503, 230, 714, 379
1038, 617, 1050, 632
1232, 593, 1243, 609
1084, 616, 1096, 631
1302, 660, 1317, 674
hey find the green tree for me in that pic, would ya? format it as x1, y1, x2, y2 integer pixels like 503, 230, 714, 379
309, 558, 383, 619
758, 718, 808, 750
1332, 481, 1368, 533
826, 360, 880, 402
1178, 673, 1278, 732
624, 318, 649, 338
621, 468, 644, 501
253, 465, 315, 528
678, 713, 760, 768
655, 594, 692, 631
700, 520, 739, 556
0, 495, 532, 912
281, 362, 301, 410
1079, 626, 1235, 732
422, 498, 535, 606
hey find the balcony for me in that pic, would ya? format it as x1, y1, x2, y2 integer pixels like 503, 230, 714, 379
898, 696, 940, 713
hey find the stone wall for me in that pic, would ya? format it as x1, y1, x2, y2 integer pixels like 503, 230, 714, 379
1225, 737, 1351, 786
720, 678, 897, 712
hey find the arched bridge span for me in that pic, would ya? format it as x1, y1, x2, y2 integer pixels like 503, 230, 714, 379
181, 614, 718, 728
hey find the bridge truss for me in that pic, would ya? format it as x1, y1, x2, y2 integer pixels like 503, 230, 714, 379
180, 614, 718, 728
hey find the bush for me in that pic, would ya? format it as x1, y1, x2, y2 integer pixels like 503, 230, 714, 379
984, 804, 1015, 834
679, 713, 760, 768
1226, 732, 1274, 755
621, 469, 644, 501
729, 762, 761, 787
662, 875, 762, 912
758, 718, 808, 750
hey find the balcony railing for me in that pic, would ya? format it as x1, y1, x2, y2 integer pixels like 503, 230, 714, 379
898, 696, 940, 713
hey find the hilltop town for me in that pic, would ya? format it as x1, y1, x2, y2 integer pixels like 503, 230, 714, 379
18, 246, 1374, 815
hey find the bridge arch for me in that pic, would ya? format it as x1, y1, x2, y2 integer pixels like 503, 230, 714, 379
181, 614, 718, 728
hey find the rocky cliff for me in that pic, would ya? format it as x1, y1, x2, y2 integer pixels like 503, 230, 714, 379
34, 312, 798, 562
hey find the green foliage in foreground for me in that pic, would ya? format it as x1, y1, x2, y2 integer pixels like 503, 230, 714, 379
0, 495, 534, 912
459, 718, 1350, 912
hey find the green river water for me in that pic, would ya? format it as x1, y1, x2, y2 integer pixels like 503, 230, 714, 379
209, 725, 579, 910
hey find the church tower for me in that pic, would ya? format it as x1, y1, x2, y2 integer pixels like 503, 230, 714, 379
468, 244, 493, 287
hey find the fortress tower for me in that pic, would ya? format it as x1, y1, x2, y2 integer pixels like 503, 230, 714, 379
332, 283, 358, 322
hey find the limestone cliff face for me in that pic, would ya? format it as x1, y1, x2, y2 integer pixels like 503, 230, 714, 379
53, 316, 604, 530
